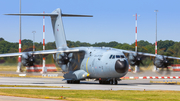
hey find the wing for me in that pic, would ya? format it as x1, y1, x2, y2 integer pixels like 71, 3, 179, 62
0, 48, 80, 57
116, 49, 180, 60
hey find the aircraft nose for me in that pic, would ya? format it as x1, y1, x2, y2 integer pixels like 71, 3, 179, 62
115, 60, 128, 73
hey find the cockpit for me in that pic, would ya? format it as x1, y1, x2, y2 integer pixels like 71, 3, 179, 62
109, 55, 125, 59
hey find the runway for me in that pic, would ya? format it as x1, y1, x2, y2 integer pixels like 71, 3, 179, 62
1, 77, 180, 91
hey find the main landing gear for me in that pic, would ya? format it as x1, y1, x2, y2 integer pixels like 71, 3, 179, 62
99, 79, 118, 85
67, 80, 80, 84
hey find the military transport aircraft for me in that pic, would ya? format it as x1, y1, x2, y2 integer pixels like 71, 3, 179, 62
1, 8, 180, 85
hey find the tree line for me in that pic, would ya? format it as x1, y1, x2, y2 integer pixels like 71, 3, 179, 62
0, 37, 180, 65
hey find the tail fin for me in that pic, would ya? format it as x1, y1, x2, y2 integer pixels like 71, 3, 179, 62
5, 8, 93, 49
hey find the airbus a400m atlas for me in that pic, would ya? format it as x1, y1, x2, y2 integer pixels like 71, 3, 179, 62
1, 8, 180, 85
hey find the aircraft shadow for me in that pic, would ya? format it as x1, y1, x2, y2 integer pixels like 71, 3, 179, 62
79, 81, 176, 86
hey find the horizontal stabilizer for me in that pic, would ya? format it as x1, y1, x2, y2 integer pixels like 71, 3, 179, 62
4, 13, 58, 16
5, 13, 93, 17
62, 14, 93, 17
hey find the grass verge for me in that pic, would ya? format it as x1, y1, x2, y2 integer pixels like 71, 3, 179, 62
150, 80, 180, 85
0, 65, 17, 71
0, 89, 180, 101
0, 73, 63, 78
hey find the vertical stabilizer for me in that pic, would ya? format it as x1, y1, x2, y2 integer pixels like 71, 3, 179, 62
5, 8, 93, 49
51, 8, 67, 48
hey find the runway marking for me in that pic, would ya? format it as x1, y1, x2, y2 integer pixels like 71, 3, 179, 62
121, 76, 180, 79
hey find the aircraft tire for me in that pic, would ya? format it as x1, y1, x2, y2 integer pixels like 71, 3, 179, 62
74, 80, 80, 84
115, 80, 118, 85
106, 81, 110, 84
99, 80, 102, 84
110, 80, 113, 85
67, 80, 70, 84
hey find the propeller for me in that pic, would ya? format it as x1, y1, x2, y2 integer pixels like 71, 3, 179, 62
56, 52, 81, 72
154, 55, 173, 75
22, 52, 36, 67
128, 52, 144, 73
57, 52, 72, 65
129, 52, 144, 66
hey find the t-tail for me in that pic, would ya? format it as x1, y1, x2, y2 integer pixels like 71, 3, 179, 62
5, 8, 92, 49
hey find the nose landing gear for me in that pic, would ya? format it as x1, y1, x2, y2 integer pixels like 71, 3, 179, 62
67, 80, 80, 84
99, 78, 118, 85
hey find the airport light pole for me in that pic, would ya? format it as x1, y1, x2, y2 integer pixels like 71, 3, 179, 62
17, 0, 21, 72
133, 13, 140, 73
32, 31, 36, 52
41, 12, 47, 73
154, 10, 158, 72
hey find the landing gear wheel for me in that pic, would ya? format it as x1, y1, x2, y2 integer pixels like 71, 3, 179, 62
107, 81, 110, 84
99, 80, 102, 84
113, 79, 118, 85
67, 80, 70, 84
115, 80, 118, 85
110, 80, 113, 85
75, 80, 80, 84
77, 80, 80, 84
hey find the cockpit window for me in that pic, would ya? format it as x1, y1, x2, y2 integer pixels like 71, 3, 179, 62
116, 55, 120, 58
109, 55, 115, 59
110, 55, 124, 59
116, 55, 124, 58
109, 55, 113, 59
120, 55, 124, 58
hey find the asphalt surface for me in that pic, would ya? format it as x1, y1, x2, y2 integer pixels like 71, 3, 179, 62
1, 70, 180, 77
0, 70, 180, 101
1, 77, 180, 91
126, 70, 180, 77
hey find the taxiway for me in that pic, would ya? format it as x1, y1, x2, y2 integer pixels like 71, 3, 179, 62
0, 77, 180, 91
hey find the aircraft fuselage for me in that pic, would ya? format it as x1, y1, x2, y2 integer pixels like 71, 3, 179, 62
59, 47, 129, 84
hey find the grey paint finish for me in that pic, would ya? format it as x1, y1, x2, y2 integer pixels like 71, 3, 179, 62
51, 8, 67, 48
78, 47, 128, 79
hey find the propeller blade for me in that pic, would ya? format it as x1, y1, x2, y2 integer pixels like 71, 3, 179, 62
166, 67, 171, 75
140, 61, 144, 66
157, 68, 164, 75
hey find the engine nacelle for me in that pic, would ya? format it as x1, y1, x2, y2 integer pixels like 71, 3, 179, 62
154, 55, 170, 68
22, 53, 35, 67
128, 53, 143, 66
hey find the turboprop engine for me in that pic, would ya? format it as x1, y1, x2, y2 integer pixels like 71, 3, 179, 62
153, 55, 173, 75
128, 52, 143, 66
153, 55, 171, 68
22, 52, 35, 67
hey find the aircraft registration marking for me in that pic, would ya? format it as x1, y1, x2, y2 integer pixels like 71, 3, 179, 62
86, 57, 90, 73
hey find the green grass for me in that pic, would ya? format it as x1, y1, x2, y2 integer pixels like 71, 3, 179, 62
0, 89, 180, 101
150, 80, 180, 85
0, 73, 64, 78
0, 65, 17, 71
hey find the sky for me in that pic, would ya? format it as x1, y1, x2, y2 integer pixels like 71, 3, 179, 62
0, 0, 180, 44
